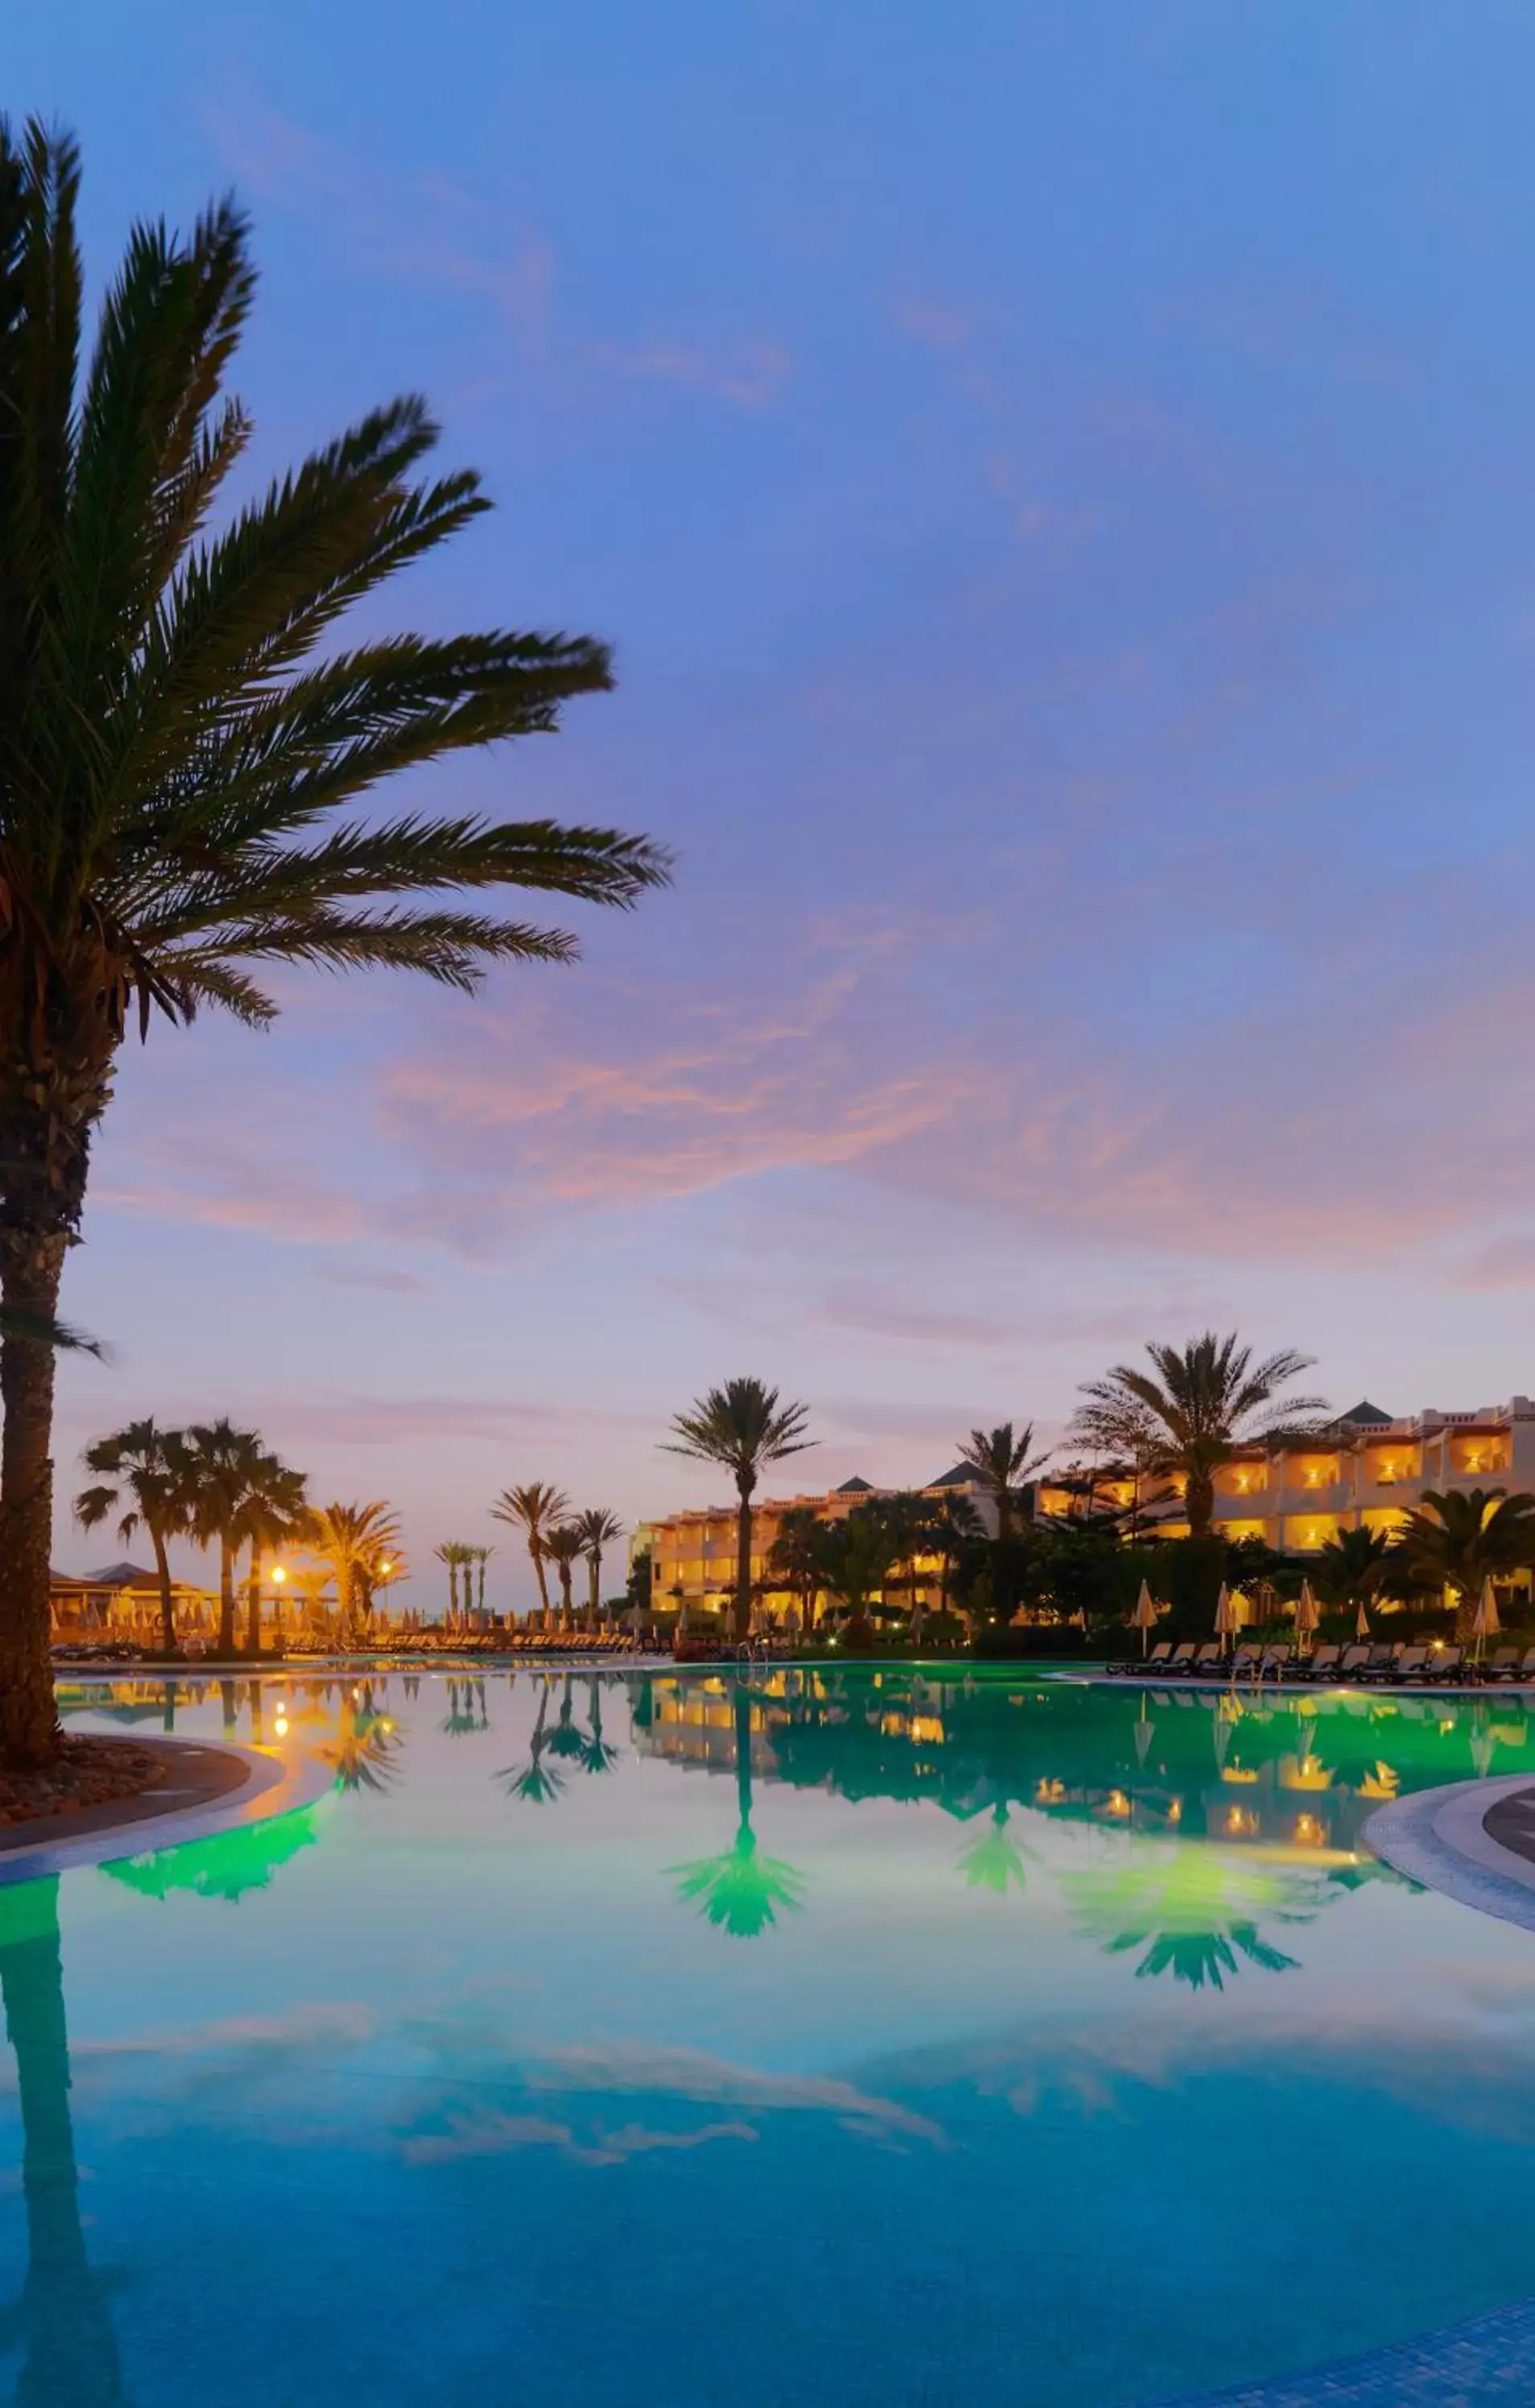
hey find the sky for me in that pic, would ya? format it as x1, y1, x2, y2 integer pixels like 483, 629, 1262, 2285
12, 2, 1535, 1605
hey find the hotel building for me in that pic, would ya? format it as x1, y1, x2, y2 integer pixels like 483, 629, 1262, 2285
638, 1397, 1535, 1616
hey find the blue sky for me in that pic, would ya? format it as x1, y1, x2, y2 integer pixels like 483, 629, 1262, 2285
14, 3, 1535, 1601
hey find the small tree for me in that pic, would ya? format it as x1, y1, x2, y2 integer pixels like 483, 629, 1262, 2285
1395, 1488, 1535, 1640
574, 1508, 624, 1623
542, 1523, 586, 1629
954, 1423, 1050, 1542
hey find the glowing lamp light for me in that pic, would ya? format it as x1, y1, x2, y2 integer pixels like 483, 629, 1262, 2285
271, 1564, 287, 1584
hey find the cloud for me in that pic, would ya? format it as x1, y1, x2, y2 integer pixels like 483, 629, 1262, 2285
1450, 1235, 1535, 1291
230, 1394, 654, 1448
403, 2110, 757, 2167
600, 338, 792, 409
313, 1264, 429, 1296
894, 295, 975, 350
525, 2040, 943, 2142
816, 1284, 1014, 1351
204, 101, 554, 347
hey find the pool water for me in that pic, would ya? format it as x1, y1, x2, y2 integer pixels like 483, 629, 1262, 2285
7, 1666, 1535, 2408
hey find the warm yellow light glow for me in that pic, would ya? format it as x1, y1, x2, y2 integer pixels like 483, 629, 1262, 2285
1167, 1798, 1183, 1822
1294, 1812, 1322, 1845
1104, 1789, 1130, 1818
1221, 1766, 1260, 1784
274, 1714, 289, 1737
271, 1564, 287, 1584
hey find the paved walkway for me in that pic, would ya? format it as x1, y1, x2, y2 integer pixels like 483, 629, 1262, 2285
1169, 2296, 1535, 2404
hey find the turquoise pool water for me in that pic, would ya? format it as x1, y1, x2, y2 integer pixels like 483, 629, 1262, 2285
6, 1666, 1535, 2407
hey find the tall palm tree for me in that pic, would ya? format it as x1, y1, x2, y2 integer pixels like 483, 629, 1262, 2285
575, 1507, 624, 1623
468, 1544, 493, 1621
236, 1454, 308, 1656
542, 1523, 586, 1629
1077, 1333, 1326, 1543
499, 1679, 564, 1804
491, 1483, 570, 1621
434, 1541, 458, 1629
666, 1378, 813, 1644
954, 1422, 1050, 1542
0, 124, 669, 1765
179, 1419, 275, 1658
74, 1417, 191, 1655
308, 1499, 401, 1646
1395, 1488, 1535, 1639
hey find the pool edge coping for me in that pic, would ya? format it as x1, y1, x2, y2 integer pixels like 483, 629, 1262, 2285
1363, 1771, 1535, 1931
0, 1737, 333, 1885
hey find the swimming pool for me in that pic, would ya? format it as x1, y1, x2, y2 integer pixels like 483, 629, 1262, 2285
7, 1666, 1535, 2408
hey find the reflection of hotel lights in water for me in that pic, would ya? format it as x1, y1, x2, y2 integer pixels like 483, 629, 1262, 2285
1293, 1812, 1323, 1845
1224, 1805, 1258, 1836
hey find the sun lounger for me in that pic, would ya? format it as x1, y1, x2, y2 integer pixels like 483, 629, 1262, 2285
1163, 1643, 1199, 1675
1412, 1643, 1464, 1683
1293, 1642, 1341, 1680
1383, 1645, 1429, 1683
1229, 1644, 1261, 1680
1333, 1644, 1371, 1680
1480, 1647, 1520, 1682
1187, 1643, 1224, 1675
1258, 1645, 1292, 1678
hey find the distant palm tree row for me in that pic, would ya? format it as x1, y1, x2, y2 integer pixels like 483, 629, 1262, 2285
488, 1487, 625, 1629
74, 1417, 400, 1658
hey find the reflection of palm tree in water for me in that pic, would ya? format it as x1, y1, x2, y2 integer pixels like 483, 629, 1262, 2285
956, 1800, 1032, 1894
499, 1680, 565, 1804
320, 1689, 401, 1794
0, 1878, 128, 2405
1062, 1845, 1337, 1991
668, 1681, 805, 1938
579, 1675, 618, 1775
546, 1674, 587, 1765
439, 1678, 488, 1737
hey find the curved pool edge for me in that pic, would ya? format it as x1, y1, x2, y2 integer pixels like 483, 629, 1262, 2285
1363, 1771, 1535, 1931
0, 1737, 334, 1885
1162, 2289, 1535, 2405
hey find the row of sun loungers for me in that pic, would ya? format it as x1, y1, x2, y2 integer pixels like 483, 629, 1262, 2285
1110, 1639, 1531, 1684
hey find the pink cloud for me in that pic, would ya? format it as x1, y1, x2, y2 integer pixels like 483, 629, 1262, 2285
606, 338, 792, 409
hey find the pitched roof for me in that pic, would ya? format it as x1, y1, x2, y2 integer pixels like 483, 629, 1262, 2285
83, 1560, 161, 1587
834, 1475, 875, 1494
1336, 1400, 1394, 1428
925, 1465, 983, 1489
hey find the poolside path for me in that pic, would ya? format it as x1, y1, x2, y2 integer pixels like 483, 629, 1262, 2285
1172, 2295, 1535, 2405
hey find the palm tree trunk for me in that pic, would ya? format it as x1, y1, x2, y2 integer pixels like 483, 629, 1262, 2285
0, 1255, 65, 1766
1185, 1473, 1214, 1542
151, 1527, 176, 1657
588, 1548, 601, 1621
734, 1475, 755, 1646
529, 1539, 552, 1619
995, 1487, 1012, 1544
244, 1540, 262, 1657
217, 1539, 236, 1658
478, 1556, 487, 1619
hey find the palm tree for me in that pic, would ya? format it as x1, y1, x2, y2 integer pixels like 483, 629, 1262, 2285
574, 1507, 624, 1622
579, 1674, 619, 1774
1313, 1523, 1395, 1613
235, 1455, 308, 1656
818, 1512, 899, 1649
433, 1541, 463, 1629
666, 1379, 814, 1644
766, 1506, 828, 1637
308, 1499, 401, 1647
468, 1544, 493, 1622
491, 1483, 570, 1621
1077, 1333, 1326, 1542
1064, 1388, 1168, 1538
179, 1419, 275, 1658
542, 1523, 586, 1629
74, 1418, 191, 1655
954, 1422, 1050, 1541
1394, 1488, 1535, 1639
0, 124, 669, 1766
